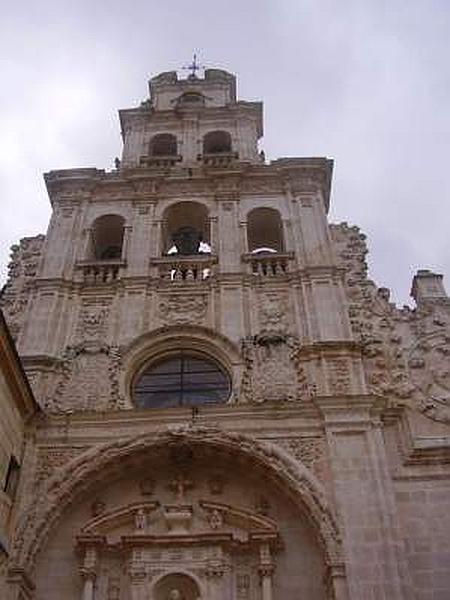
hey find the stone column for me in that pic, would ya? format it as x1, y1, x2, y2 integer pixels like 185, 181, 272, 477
129, 552, 148, 600
209, 216, 218, 253
324, 563, 349, 600
258, 544, 274, 600
239, 220, 248, 254
121, 225, 133, 261
258, 566, 274, 600
204, 565, 225, 600
79, 547, 98, 600
82, 227, 93, 260
80, 569, 96, 600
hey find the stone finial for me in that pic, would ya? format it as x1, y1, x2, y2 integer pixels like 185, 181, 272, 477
411, 269, 448, 304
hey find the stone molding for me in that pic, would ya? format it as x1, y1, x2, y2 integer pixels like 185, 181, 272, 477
10, 428, 343, 575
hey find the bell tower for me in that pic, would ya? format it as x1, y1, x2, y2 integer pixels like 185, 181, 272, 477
2, 65, 450, 600
120, 68, 262, 168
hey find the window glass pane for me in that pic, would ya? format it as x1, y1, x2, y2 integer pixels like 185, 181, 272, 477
135, 391, 180, 409
133, 354, 230, 409
149, 358, 182, 374
183, 358, 218, 372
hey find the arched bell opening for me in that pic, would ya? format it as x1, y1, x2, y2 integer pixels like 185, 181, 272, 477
150, 133, 178, 157
24, 431, 343, 600
247, 207, 284, 254
89, 214, 125, 260
202, 130, 232, 154
162, 201, 211, 255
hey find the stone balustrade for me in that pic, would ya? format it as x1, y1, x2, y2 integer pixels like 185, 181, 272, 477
197, 152, 239, 168
152, 254, 217, 282
243, 252, 294, 277
77, 260, 126, 284
139, 155, 182, 168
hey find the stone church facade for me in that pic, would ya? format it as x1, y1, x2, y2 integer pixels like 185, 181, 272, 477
1, 68, 450, 600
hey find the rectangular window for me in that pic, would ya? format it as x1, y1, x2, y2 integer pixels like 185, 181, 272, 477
3, 456, 20, 500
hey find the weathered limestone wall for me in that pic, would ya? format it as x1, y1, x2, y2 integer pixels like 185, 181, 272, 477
2, 68, 449, 600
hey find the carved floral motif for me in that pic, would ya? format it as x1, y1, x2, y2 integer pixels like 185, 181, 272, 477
276, 437, 325, 471
0, 235, 45, 339
35, 446, 87, 488
331, 221, 450, 422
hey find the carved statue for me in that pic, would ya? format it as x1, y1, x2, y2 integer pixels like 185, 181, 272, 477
167, 589, 183, 600
135, 508, 147, 531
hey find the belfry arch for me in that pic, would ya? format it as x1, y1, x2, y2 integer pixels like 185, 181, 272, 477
12, 430, 346, 600
161, 201, 211, 255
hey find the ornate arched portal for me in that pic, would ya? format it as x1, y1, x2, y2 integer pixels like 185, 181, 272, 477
10, 430, 347, 600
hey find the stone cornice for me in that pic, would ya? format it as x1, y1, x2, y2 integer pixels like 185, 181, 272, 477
43, 159, 334, 208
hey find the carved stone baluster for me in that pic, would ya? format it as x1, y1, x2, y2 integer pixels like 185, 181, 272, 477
274, 260, 284, 275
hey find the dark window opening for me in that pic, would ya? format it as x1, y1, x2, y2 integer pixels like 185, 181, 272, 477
203, 131, 232, 154
91, 214, 125, 261
247, 207, 284, 253
162, 201, 210, 255
133, 353, 230, 409
150, 134, 178, 156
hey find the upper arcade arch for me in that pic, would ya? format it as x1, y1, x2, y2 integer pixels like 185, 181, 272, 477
161, 201, 210, 255
89, 214, 125, 260
202, 130, 232, 154
247, 207, 284, 253
150, 133, 178, 156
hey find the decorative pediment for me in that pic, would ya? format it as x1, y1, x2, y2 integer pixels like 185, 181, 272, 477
199, 500, 278, 537
80, 501, 160, 536
77, 499, 280, 548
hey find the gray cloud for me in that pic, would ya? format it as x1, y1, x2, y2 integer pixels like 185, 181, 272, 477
1, 0, 449, 304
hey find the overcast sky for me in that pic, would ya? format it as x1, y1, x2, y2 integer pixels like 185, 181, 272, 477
1, 0, 449, 305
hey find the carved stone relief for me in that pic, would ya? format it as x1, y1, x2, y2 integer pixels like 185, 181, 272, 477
43, 343, 125, 413
327, 358, 352, 395
407, 332, 450, 423
158, 295, 207, 326
76, 303, 110, 342
276, 437, 325, 470
240, 334, 309, 404
35, 446, 87, 489
258, 292, 290, 334
0, 235, 45, 339
331, 221, 450, 422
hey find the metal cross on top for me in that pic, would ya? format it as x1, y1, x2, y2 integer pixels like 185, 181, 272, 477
183, 53, 203, 78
